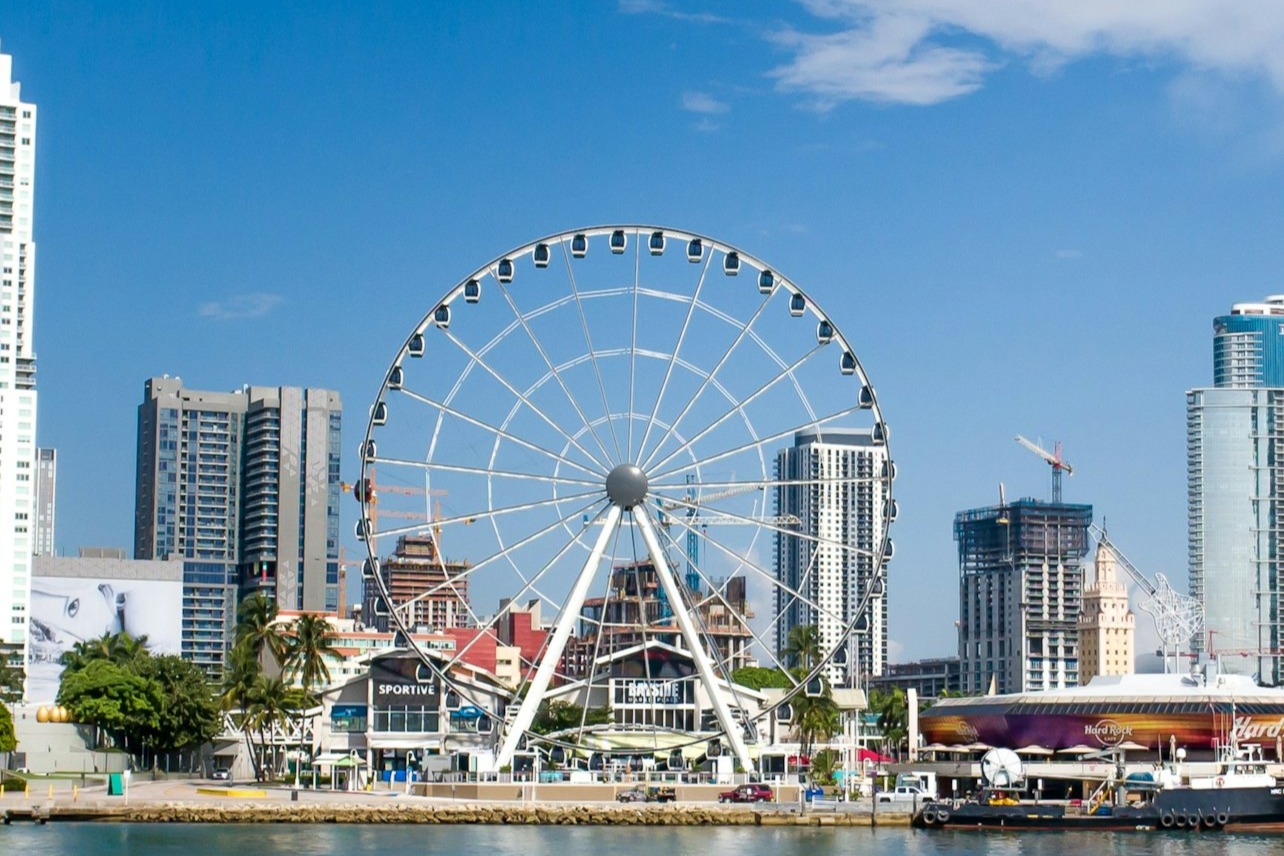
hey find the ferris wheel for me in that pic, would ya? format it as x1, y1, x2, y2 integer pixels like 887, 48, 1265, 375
357, 226, 894, 773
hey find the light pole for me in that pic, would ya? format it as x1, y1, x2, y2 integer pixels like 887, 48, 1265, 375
122, 769, 131, 805
405, 750, 416, 794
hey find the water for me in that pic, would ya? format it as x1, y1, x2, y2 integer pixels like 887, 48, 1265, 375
1, 825, 1282, 856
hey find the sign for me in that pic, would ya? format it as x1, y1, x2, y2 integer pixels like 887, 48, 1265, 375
372, 656, 440, 706
619, 678, 687, 705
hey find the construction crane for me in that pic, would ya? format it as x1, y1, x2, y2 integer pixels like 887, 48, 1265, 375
655, 477, 764, 595
342, 466, 448, 537
1088, 523, 1204, 674
1015, 435, 1074, 502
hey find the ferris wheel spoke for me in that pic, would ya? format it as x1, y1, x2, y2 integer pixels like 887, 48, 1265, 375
635, 251, 713, 468
647, 343, 824, 476
432, 503, 609, 680
640, 289, 774, 471
496, 503, 623, 768
628, 233, 641, 461
399, 388, 605, 480
650, 475, 880, 492
390, 494, 601, 613
651, 404, 863, 484
576, 515, 627, 737
634, 505, 753, 768
563, 243, 625, 462
374, 488, 602, 542
653, 491, 876, 559
662, 511, 848, 631
439, 329, 609, 473
652, 518, 800, 690
759, 539, 825, 655
371, 455, 601, 488
493, 280, 617, 467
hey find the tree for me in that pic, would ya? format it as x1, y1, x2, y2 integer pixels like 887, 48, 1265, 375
0, 703, 16, 754
809, 747, 841, 788
792, 689, 841, 758
135, 655, 221, 752
57, 659, 162, 740
868, 687, 908, 758
220, 646, 267, 781
245, 675, 305, 780
61, 631, 150, 675
730, 666, 792, 691
531, 700, 610, 735
0, 659, 23, 704
234, 593, 288, 667
784, 625, 823, 671
283, 613, 338, 699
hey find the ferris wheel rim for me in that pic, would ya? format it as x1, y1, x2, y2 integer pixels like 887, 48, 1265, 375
356, 224, 895, 768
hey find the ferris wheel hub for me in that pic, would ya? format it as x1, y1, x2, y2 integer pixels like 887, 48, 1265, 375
605, 463, 649, 509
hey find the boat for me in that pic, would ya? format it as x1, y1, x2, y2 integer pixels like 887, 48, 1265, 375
917, 739, 1284, 831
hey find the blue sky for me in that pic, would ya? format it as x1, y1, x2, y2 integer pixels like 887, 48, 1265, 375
7, 1, 1284, 661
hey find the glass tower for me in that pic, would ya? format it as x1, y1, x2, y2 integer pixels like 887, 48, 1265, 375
1188, 296, 1284, 682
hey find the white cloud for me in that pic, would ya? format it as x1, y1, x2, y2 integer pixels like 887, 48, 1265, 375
770, 0, 1284, 107
618, 0, 729, 25
682, 90, 730, 114
199, 292, 284, 321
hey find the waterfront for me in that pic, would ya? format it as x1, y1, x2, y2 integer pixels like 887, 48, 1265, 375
1, 824, 1283, 856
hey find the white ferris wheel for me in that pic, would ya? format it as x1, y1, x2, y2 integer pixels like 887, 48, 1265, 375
356, 226, 894, 773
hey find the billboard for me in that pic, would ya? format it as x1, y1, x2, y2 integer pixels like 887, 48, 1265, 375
26, 575, 183, 703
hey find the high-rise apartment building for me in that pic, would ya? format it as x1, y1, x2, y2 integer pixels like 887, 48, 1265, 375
0, 46, 38, 662
956, 499, 1092, 694
33, 447, 55, 556
774, 427, 889, 686
1188, 296, 1284, 681
1076, 540, 1135, 684
135, 377, 341, 673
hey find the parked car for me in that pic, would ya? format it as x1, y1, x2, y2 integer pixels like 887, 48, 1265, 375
718, 784, 774, 803
211, 769, 231, 781
877, 785, 933, 804
617, 786, 677, 803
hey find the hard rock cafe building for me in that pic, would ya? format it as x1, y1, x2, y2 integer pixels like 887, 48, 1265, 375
918, 670, 1284, 761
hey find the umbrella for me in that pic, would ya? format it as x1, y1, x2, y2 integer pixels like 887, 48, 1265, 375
1114, 741, 1149, 752
922, 743, 950, 752
1014, 745, 1054, 756
1057, 745, 1100, 755
963, 742, 992, 752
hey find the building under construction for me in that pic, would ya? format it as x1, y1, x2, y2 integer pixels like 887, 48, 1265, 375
571, 560, 753, 680
361, 534, 470, 633
956, 498, 1093, 695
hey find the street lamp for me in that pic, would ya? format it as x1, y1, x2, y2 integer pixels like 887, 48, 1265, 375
405, 750, 416, 794
122, 769, 131, 805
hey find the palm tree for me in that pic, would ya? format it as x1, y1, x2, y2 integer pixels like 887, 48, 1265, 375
869, 687, 908, 759
793, 688, 841, 758
783, 625, 823, 671
245, 675, 303, 780
220, 646, 266, 781
234, 593, 288, 667
284, 613, 338, 699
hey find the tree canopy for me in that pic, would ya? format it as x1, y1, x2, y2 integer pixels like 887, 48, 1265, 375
730, 666, 793, 691
56, 632, 221, 753
0, 703, 16, 754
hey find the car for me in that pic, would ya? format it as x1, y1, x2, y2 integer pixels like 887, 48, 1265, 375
718, 784, 774, 803
877, 785, 933, 804
616, 787, 649, 803
211, 769, 231, 781
616, 786, 677, 803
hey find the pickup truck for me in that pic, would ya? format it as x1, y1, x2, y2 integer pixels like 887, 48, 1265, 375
876, 786, 934, 804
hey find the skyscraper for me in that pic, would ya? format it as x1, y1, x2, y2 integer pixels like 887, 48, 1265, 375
0, 46, 38, 664
956, 498, 1092, 694
33, 447, 55, 556
135, 377, 341, 673
774, 427, 889, 686
1188, 296, 1284, 681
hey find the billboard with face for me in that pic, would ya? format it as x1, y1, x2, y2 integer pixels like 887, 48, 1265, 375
26, 576, 183, 703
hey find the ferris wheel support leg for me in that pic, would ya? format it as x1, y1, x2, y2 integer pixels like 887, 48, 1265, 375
634, 507, 755, 774
495, 504, 621, 769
